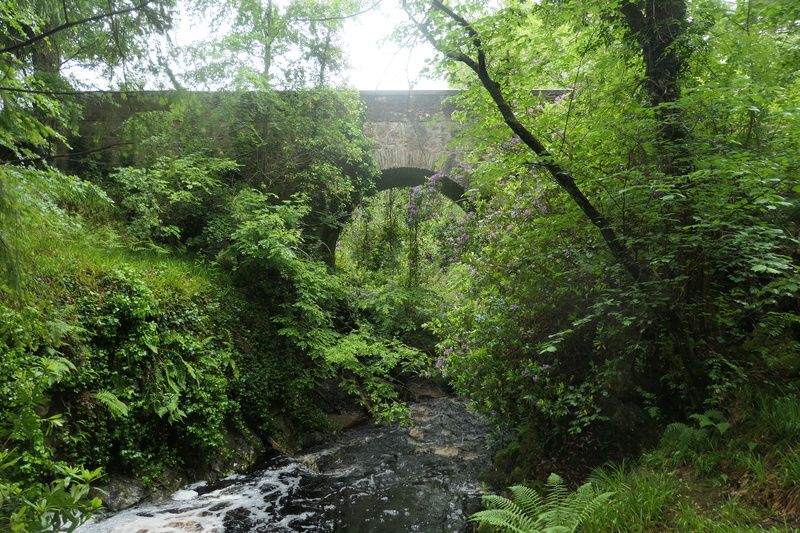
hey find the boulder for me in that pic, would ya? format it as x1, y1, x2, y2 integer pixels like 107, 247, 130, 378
100, 476, 146, 511
328, 412, 370, 429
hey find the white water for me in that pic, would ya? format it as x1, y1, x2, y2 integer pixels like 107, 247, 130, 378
76, 397, 489, 533
76, 463, 314, 532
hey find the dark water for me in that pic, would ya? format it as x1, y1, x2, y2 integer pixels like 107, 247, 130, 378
76, 397, 490, 532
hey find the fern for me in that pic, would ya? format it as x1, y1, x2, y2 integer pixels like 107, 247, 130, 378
471, 473, 613, 533
93, 390, 130, 418
689, 410, 731, 435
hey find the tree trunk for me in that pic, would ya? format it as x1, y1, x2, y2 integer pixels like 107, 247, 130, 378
619, 0, 707, 397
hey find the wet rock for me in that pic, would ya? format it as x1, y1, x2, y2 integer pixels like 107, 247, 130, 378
156, 468, 187, 497
405, 377, 450, 400
99, 477, 146, 511
433, 446, 460, 457
207, 430, 264, 480
164, 520, 203, 531
208, 501, 231, 512
222, 507, 254, 533
328, 412, 370, 429
78, 397, 492, 533
301, 454, 319, 472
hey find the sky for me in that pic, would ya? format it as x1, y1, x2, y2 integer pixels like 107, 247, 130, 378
339, 1, 449, 90
171, 0, 450, 91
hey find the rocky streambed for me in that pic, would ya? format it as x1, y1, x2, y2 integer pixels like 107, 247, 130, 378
76, 396, 490, 532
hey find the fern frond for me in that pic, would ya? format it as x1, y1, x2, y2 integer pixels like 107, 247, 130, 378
472, 473, 614, 533
94, 390, 130, 418
469, 509, 534, 533
483, 494, 522, 512
539, 525, 571, 533
563, 483, 614, 532
0, 229, 19, 289
574, 488, 614, 529
477, 494, 541, 531
510, 484, 544, 519
544, 473, 569, 512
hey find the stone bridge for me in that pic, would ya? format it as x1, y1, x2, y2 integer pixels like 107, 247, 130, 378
359, 89, 565, 203
75, 89, 565, 202
74, 89, 564, 262
75, 90, 471, 202
359, 90, 466, 203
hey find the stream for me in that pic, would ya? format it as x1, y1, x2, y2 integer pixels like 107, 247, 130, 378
76, 396, 490, 532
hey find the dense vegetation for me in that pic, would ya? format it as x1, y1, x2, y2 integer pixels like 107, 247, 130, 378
0, 2, 433, 530
1, 0, 798, 531
399, 0, 800, 529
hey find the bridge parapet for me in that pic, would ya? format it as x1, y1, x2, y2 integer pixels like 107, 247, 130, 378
359, 89, 567, 201
359, 90, 461, 175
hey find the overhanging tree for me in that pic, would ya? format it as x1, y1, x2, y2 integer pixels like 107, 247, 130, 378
404, 0, 798, 449
402, 0, 707, 387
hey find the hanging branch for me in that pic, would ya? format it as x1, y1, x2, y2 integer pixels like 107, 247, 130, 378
2, 142, 132, 166
1, 0, 154, 55
0, 86, 154, 95
403, 0, 646, 283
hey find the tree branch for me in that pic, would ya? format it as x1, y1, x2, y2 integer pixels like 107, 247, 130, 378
402, 2, 479, 73
429, 0, 487, 73
295, 0, 384, 23
2, 142, 132, 166
406, 0, 645, 282
0, 86, 148, 96
1, 0, 154, 55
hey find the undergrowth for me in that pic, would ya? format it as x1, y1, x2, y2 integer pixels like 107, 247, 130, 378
0, 160, 434, 530
476, 391, 800, 532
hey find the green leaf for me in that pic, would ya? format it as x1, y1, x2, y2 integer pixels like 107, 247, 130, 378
93, 390, 130, 418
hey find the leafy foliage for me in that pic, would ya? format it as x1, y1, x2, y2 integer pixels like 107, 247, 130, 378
3, 0, 800, 529
406, 0, 800, 477
0, 294, 104, 531
0, 1, 427, 530
324, 328, 429, 422
108, 154, 238, 249
471, 473, 612, 533
185, 0, 361, 88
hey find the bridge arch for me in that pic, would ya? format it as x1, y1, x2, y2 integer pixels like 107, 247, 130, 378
323, 166, 468, 266
377, 167, 465, 203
